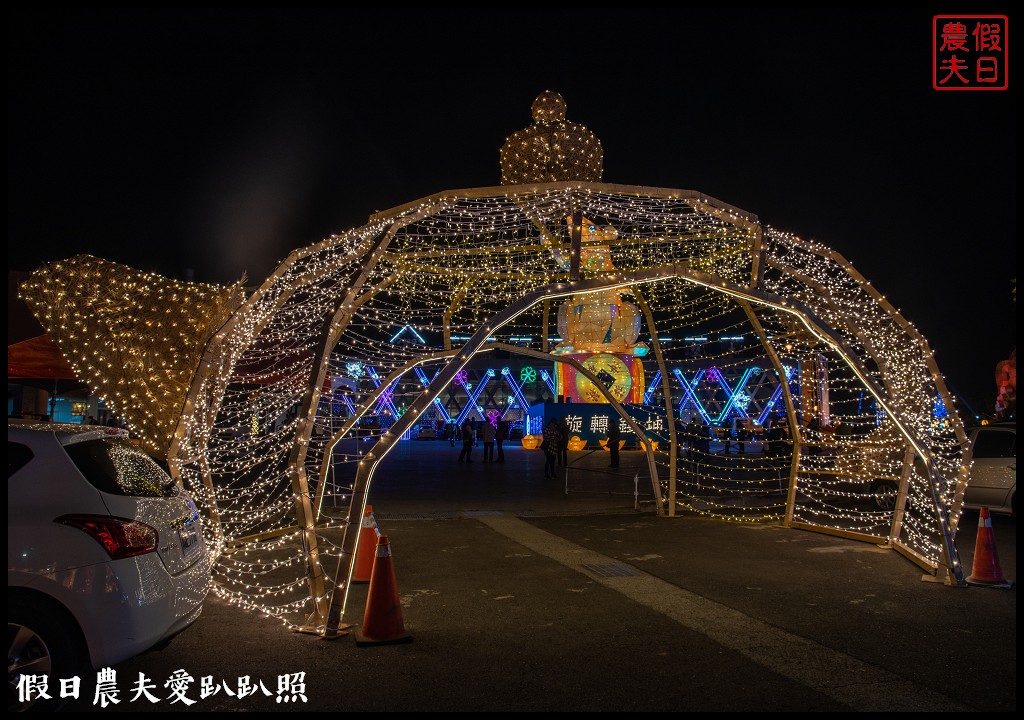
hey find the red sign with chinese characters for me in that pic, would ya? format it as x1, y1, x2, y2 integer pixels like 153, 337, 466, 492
934, 15, 1008, 90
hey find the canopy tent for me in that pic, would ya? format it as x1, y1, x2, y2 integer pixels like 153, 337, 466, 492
8, 334, 78, 381
7, 334, 87, 395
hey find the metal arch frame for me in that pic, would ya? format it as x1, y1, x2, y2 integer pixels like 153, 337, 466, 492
323, 273, 687, 635
629, 287, 680, 515
763, 233, 971, 525
739, 303, 806, 529
368, 181, 760, 232
165, 184, 967, 635
759, 257, 922, 543
121, 182, 759, 490
413, 367, 453, 423
702, 279, 964, 583
166, 224, 388, 528
762, 232, 970, 577
318, 264, 965, 635
311, 338, 667, 524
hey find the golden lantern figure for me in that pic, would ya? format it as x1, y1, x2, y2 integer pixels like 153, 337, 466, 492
553, 219, 646, 404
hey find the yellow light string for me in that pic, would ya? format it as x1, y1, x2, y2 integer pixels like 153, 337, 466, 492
20, 181, 966, 624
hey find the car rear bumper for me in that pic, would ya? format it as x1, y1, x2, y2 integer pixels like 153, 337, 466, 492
17, 549, 211, 669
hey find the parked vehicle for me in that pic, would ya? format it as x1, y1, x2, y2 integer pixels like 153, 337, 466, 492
960, 422, 1016, 515
8, 420, 211, 711
867, 423, 1016, 515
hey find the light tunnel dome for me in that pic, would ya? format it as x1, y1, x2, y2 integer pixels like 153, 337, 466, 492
20, 92, 974, 634
161, 179, 970, 632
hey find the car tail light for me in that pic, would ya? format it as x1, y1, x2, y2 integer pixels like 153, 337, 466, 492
55, 515, 159, 559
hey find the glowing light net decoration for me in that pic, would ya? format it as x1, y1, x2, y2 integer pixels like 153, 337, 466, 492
19, 255, 243, 458
500, 90, 602, 185
23, 91, 974, 633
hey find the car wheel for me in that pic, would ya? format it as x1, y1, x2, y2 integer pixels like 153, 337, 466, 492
870, 480, 899, 512
8, 598, 85, 712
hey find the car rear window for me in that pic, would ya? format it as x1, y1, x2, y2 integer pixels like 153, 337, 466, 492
7, 442, 34, 478
64, 438, 177, 497
972, 429, 1016, 459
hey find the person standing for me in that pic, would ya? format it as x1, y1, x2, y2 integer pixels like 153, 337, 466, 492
542, 419, 561, 479
557, 416, 570, 468
699, 416, 712, 458
607, 418, 621, 468
675, 417, 688, 460
684, 416, 698, 462
495, 419, 508, 462
765, 419, 789, 490
458, 418, 475, 463
481, 418, 496, 462
736, 422, 749, 455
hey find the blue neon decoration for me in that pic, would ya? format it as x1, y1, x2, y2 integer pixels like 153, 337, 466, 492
501, 367, 531, 419
756, 365, 795, 425
413, 367, 452, 423
539, 368, 556, 395
389, 324, 427, 344
672, 368, 713, 424
413, 367, 431, 387
366, 366, 400, 417
345, 361, 363, 378
643, 369, 662, 404
733, 391, 752, 412
455, 369, 495, 425
341, 395, 356, 415
715, 367, 755, 422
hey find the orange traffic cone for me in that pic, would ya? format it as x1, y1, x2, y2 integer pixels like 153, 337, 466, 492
355, 535, 413, 646
966, 507, 1014, 589
352, 505, 380, 584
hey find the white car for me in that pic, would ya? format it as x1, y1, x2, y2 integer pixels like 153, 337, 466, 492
8, 420, 211, 711
961, 423, 1016, 515
866, 423, 1016, 515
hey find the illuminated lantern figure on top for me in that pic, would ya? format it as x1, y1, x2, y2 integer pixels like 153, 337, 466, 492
501, 92, 643, 404
552, 219, 646, 404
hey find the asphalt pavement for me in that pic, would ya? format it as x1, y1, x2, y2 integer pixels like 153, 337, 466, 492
59, 439, 1015, 713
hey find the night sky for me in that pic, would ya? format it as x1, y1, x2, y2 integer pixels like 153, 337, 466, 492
8, 8, 1016, 415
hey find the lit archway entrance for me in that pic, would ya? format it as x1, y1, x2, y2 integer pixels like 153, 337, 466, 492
21, 93, 973, 635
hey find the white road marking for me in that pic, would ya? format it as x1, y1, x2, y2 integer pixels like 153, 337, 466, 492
477, 514, 971, 713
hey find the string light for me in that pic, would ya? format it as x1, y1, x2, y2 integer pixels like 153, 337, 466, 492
19, 93, 971, 628
19, 255, 243, 458
500, 90, 603, 185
